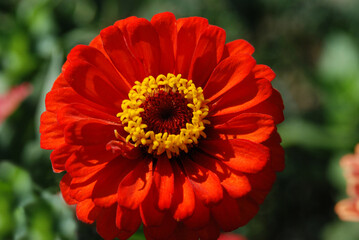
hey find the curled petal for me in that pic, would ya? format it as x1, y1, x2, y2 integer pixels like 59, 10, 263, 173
76, 199, 101, 224
183, 160, 223, 205
117, 159, 153, 210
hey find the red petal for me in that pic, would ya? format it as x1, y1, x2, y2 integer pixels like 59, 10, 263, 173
123, 18, 161, 77
246, 164, 276, 191
116, 206, 141, 233
175, 17, 209, 78
210, 113, 275, 143
193, 151, 251, 198
203, 55, 256, 101
89, 34, 107, 55
253, 64, 276, 81
168, 224, 198, 240
222, 39, 255, 59
76, 199, 101, 224
153, 155, 174, 210
40, 111, 64, 150
183, 195, 210, 230
242, 88, 284, 124
50, 143, 78, 173
106, 140, 142, 160
45, 87, 114, 115
51, 74, 69, 90
57, 103, 119, 128
170, 162, 195, 220
264, 131, 285, 172
62, 59, 124, 111
188, 25, 226, 87
211, 192, 241, 231
140, 186, 165, 226
197, 220, 220, 240
96, 205, 122, 240
210, 78, 273, 117
66, 45, 131, 96
236, 196, 260, 226
65, 144, 114, 178
100, 25, 146, 86
200, 139, 269, 173
92, 156, 139, 207
151, 12, 177, 74
59, 173, 77, 205
183, 160, 223, 205
68, 173, 98, 202
143, 212, 177, 239
63, 118, 119, 145
117, 159, 153, 210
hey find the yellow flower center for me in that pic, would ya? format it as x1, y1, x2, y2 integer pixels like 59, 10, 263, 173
116, 73, 210, 158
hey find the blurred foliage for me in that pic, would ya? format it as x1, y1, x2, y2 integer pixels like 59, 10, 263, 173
1, 0, 359, 239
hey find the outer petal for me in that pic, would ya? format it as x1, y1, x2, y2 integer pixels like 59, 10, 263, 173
57, 103, 120, 127
116, 206, 141, 233
183, 194, 210, 230
117, 159, 153, 210
45, 87, 114, 115
96, 205, 123, 240
65, 145, 115, 178
50, 143, 78, 172
236, 196, 260, 227
100, 25, 146, 86
175, 17, 209, 78
143, 212, 178, 240
63, 118, 120, 145
122, 18, 162, 77
40, 111, 64, 150
76, 199, 101, 224
66, 45, 131, 96
183, 159, 223, 205
253, 64, 276, 81
170, 162, 195, 221
241, 88, 284, 124
153, 155, 174, 210
197, 220, 220, 240
210, 78, 273, 117
151, 12, 177, 74
92, 156, 140, 207
140, 186, 165, 226
209, 113, 275, 143
211, 192, 241, 231
222, 39, 255, 59
193, 151, 251, 198
199, 139, 269, 173
188, 25, 226, 87
203, 55, 256, 101
62, 59, 124, 110
59, 173, 77, 205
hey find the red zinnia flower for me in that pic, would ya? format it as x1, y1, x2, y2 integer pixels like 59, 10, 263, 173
335, 144, 359, 222
40, 12, 284, 240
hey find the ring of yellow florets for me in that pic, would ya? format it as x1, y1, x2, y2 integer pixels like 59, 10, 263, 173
116, 73, 210, 159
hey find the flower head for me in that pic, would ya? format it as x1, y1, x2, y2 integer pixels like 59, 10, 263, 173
335, 144, 359, 222
40, 12, 284, 240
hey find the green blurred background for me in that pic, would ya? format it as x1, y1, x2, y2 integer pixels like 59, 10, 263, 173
1, 0, 359, 239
